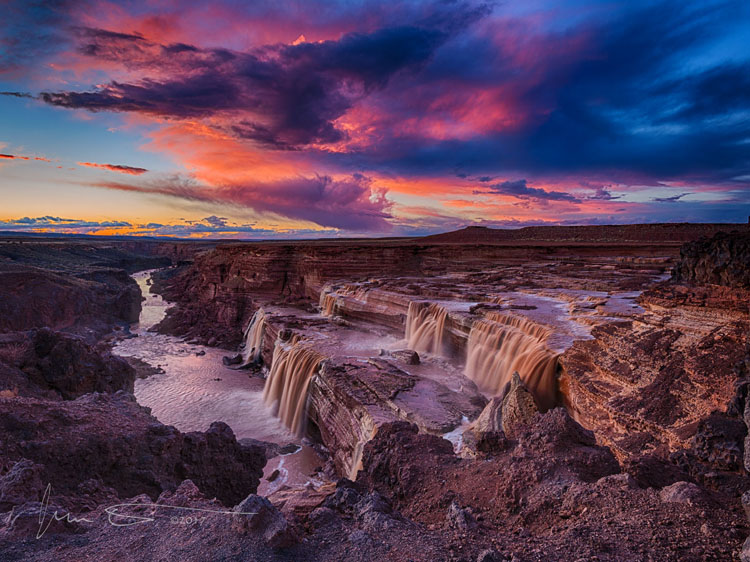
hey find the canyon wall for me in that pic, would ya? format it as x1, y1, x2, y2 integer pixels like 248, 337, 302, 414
672, 230, 750, 288
156, 240, 682, 347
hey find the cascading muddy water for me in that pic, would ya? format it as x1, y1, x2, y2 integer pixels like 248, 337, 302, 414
320, 292, 337, 317
465, 311, 559, 410
319, 284, 370, 317
263, 335, 324, 436
405, 301, 448, 355
237, 308, 266, 367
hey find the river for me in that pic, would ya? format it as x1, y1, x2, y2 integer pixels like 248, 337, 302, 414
113, 270, 324, 497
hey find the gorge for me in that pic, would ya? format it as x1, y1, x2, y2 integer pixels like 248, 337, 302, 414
2, 224, 750, 561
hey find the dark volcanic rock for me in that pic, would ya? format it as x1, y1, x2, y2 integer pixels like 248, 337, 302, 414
673, 230, 750, 288
354, 412, 745, 560
0, 392, 266, 507
0, 329, 135, 399
0, 265, 141, 339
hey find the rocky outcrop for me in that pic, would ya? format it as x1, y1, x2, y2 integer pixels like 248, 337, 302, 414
560, 231, 750, 467
307, 358, 485, 478
500, 372, 539, 438
0, 392, 266, 507
0, 328, 135, 399
560, 313, 749, 461
355, 414, 745, 560
673, 230, 750, 288
0, 265, 142, 339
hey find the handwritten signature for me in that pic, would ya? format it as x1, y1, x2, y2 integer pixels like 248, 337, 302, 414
6, 484, 258, 539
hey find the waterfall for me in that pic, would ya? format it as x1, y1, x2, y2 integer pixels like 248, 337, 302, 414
405, 301, 448, 355
320, 292, 337, 317
320, 284, 369, 317
465, 313, 558, 410
238, 308, 266, 367
262, 336, 323, 436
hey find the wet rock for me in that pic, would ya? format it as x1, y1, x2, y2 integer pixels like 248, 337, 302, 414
383, 349, 420, 365
501, 373, 539, 438
222, 353, 242, 366
267, 470, 280, 483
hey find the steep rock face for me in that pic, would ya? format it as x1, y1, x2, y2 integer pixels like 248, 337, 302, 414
154, 239, 678, 346
560, 231, 750, 469
0, 328, 135, 399
559, 311, 749, 461
0, 392, 266, 506
673, 230, 750, 288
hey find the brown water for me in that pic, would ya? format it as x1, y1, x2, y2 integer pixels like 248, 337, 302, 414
464, 312, 559, 409
114, 270, 324, 497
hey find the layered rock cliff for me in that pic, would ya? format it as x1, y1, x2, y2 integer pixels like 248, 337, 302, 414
155, 238, 681, 347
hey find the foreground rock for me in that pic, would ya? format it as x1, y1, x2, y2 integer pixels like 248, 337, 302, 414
356, 413, 746, 560
0, 328, 135, 399
0, 392, 266, 508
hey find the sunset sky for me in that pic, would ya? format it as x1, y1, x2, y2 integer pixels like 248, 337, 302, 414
1, 0, 748, 238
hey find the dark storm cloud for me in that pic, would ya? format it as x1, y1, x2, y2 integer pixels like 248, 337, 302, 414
652, 193, 691, 202
39, 11, 479, 149
475, 179, 581, 203
323, 1, 750, 185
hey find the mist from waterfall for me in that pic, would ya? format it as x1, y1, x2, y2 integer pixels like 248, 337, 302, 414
405, 302, 448, 355
465, 311, 559, 410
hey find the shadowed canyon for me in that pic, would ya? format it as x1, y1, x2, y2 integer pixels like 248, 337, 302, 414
2, 224, 750, 561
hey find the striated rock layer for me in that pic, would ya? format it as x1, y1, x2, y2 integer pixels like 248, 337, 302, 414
559, 229, 750, 496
